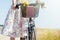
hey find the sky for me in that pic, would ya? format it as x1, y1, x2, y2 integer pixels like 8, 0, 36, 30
0, 0, 60, 29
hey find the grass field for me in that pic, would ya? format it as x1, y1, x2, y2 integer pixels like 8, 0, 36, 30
36, 28, 60, 40
0, 26, 60, 40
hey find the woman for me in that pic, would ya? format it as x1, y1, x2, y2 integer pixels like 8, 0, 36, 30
1, 0, 29, 40
1, 0, 43, 40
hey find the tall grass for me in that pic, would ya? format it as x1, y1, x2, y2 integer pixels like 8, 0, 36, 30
36, 28, 60, 40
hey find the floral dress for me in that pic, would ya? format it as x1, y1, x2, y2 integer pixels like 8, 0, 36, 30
1, 6, 29, 38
